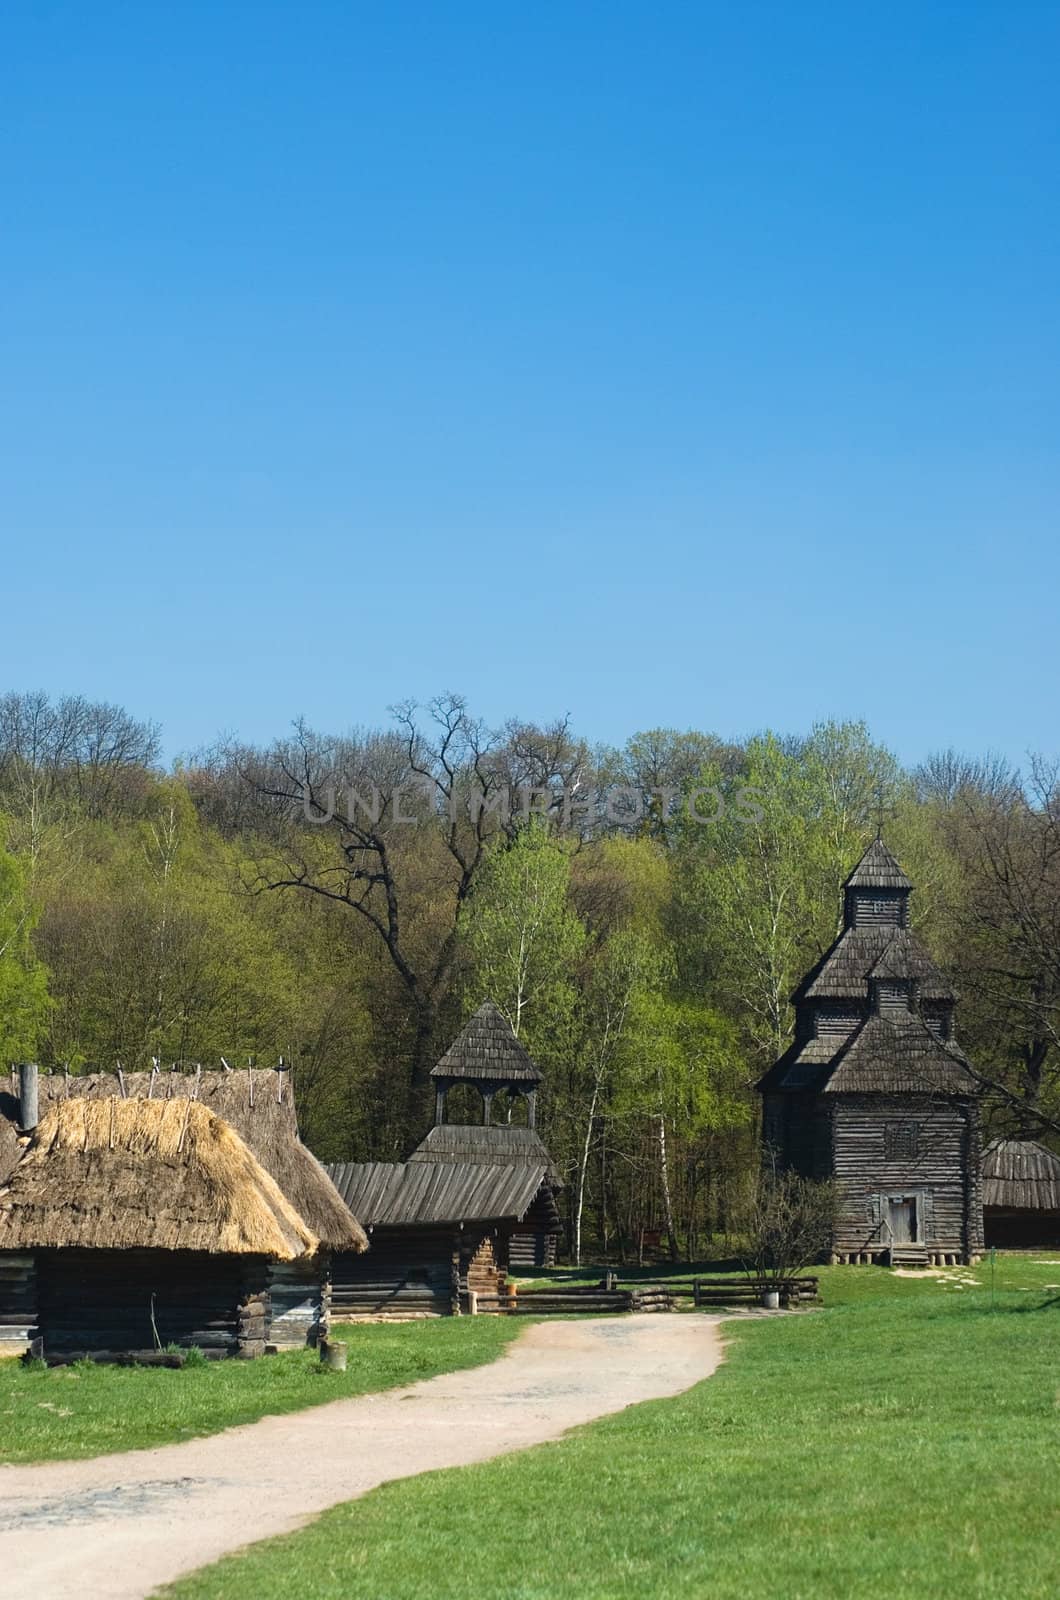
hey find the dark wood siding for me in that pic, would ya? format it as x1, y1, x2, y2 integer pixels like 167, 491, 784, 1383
850, 891, 905, 928
32, 1250, 271, 1357
0, 1252, 38, 1358
984, 1207, 1060, 1248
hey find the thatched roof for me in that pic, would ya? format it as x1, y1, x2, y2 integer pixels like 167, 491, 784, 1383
326, 1159, 557, 1230
0, 1088, 20, 1186
844, 839, 912, 891
0, 1099, 319, 1257
983, 1139, 1060, 1210
4, 1069, 366, 1252
432, 1003, 542, 1084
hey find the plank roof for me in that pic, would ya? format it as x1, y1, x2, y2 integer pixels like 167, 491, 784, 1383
409, 1122, 559, 1181
325, 1158, 551, 1228
982, 1139, 1060, 1210
432, 1002, 542, 1084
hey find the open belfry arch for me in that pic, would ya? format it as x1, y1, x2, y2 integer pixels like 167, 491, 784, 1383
758, 839, 984, 1265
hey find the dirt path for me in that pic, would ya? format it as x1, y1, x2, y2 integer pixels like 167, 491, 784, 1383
0, 1315, 724, 1600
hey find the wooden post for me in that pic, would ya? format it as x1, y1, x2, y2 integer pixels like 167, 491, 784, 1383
320, 1339, 347, 1372
693, 1279, 701, 1308
468, 1289, 479, 1315
17, 1063, 38, 1132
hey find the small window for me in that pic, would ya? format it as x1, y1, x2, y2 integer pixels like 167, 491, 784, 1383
923, 1006, 951, 1041
884, 1121, 920, 1160
875, 980, 911, 1015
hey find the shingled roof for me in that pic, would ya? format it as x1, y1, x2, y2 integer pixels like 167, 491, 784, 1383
844, 838, 913, 891
795, 927, 955, 1004
982, 1139, 1060, 1210
821, 1012, 978, 1096
432, 1002, 542, 1084
1, 1068, 366, 1252
409, 1122, 561, 1184
761, 1013, 977, 1097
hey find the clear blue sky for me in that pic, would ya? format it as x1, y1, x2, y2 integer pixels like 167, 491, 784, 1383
1, 3, 1057, 767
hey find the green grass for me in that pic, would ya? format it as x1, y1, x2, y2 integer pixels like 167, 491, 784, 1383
161, 1255, 1060, 1600
0, 1318, 521, 1464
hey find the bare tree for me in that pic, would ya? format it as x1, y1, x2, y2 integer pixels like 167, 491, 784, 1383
741, 1165, 839, 1286
249, 695, 589, 1099
922, 753, 1060, 1137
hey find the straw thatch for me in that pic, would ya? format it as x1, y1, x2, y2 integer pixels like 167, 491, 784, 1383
0, 1098, 319, 1258
11, 1069, 366, 1253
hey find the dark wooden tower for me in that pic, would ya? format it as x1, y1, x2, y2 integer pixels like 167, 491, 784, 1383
758, 840, 984, 1265
414, 1002, 560, 1269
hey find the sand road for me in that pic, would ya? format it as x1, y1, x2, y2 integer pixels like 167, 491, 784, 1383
0, 1314, 725, 1600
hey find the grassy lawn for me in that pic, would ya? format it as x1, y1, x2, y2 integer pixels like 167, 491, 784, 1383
161, 1255, 1060, 1600
0, 1318, 520, 1464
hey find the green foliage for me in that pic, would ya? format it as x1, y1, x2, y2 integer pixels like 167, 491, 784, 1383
2, 691, 1058, 1255
0, 829, 50, 1058
673, 721, 906, 1061
460, 822, 585, 1049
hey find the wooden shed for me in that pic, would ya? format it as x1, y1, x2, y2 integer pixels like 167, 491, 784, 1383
326, 1158, 551, 1315
0, 1097, 319, 1359
982, 1139, 1060, 1248
0, 1066, 367, 1351
758, 839, 984, 1265
326, 1003, 562, 1314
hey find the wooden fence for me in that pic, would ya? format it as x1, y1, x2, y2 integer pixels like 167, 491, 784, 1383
472, 1275, 819, 1315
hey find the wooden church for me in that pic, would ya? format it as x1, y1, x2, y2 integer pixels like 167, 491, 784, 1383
758, 839, 984, 1265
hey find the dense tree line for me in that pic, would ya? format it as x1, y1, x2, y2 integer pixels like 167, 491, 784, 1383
1, 689, 1058, 1260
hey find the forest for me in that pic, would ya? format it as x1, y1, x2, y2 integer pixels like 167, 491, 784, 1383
1, 688, 1058, 1262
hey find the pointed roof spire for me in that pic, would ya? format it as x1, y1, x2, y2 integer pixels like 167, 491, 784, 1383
431, 1001, 542, 1083
843, 838, 913, 892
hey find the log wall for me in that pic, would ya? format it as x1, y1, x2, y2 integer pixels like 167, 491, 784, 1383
332, 1226, 506, 1316
32, 1249, 273, 1358
331, 1229, 455, 1317
831, 1094, 981, 1260
0, 1252, 38, 1358
984, 1207, 1060, 1249
267, 1255, 326, 1348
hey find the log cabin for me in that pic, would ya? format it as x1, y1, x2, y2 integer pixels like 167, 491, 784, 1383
982, 1138, 1060, 1248
758, 839, 984, 1265
327, 1002, 562, 1314
0, 1065, 366, 1355
0, 1094, 320, 1359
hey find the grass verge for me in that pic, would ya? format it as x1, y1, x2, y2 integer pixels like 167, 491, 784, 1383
160, 1255, 1060, 1600
0, 1318, 520, 1464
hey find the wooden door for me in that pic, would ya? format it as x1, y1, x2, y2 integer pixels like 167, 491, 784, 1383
888, 1198, 917, 1244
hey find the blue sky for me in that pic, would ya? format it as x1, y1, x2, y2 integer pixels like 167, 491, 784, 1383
1, 4, 1057, 766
